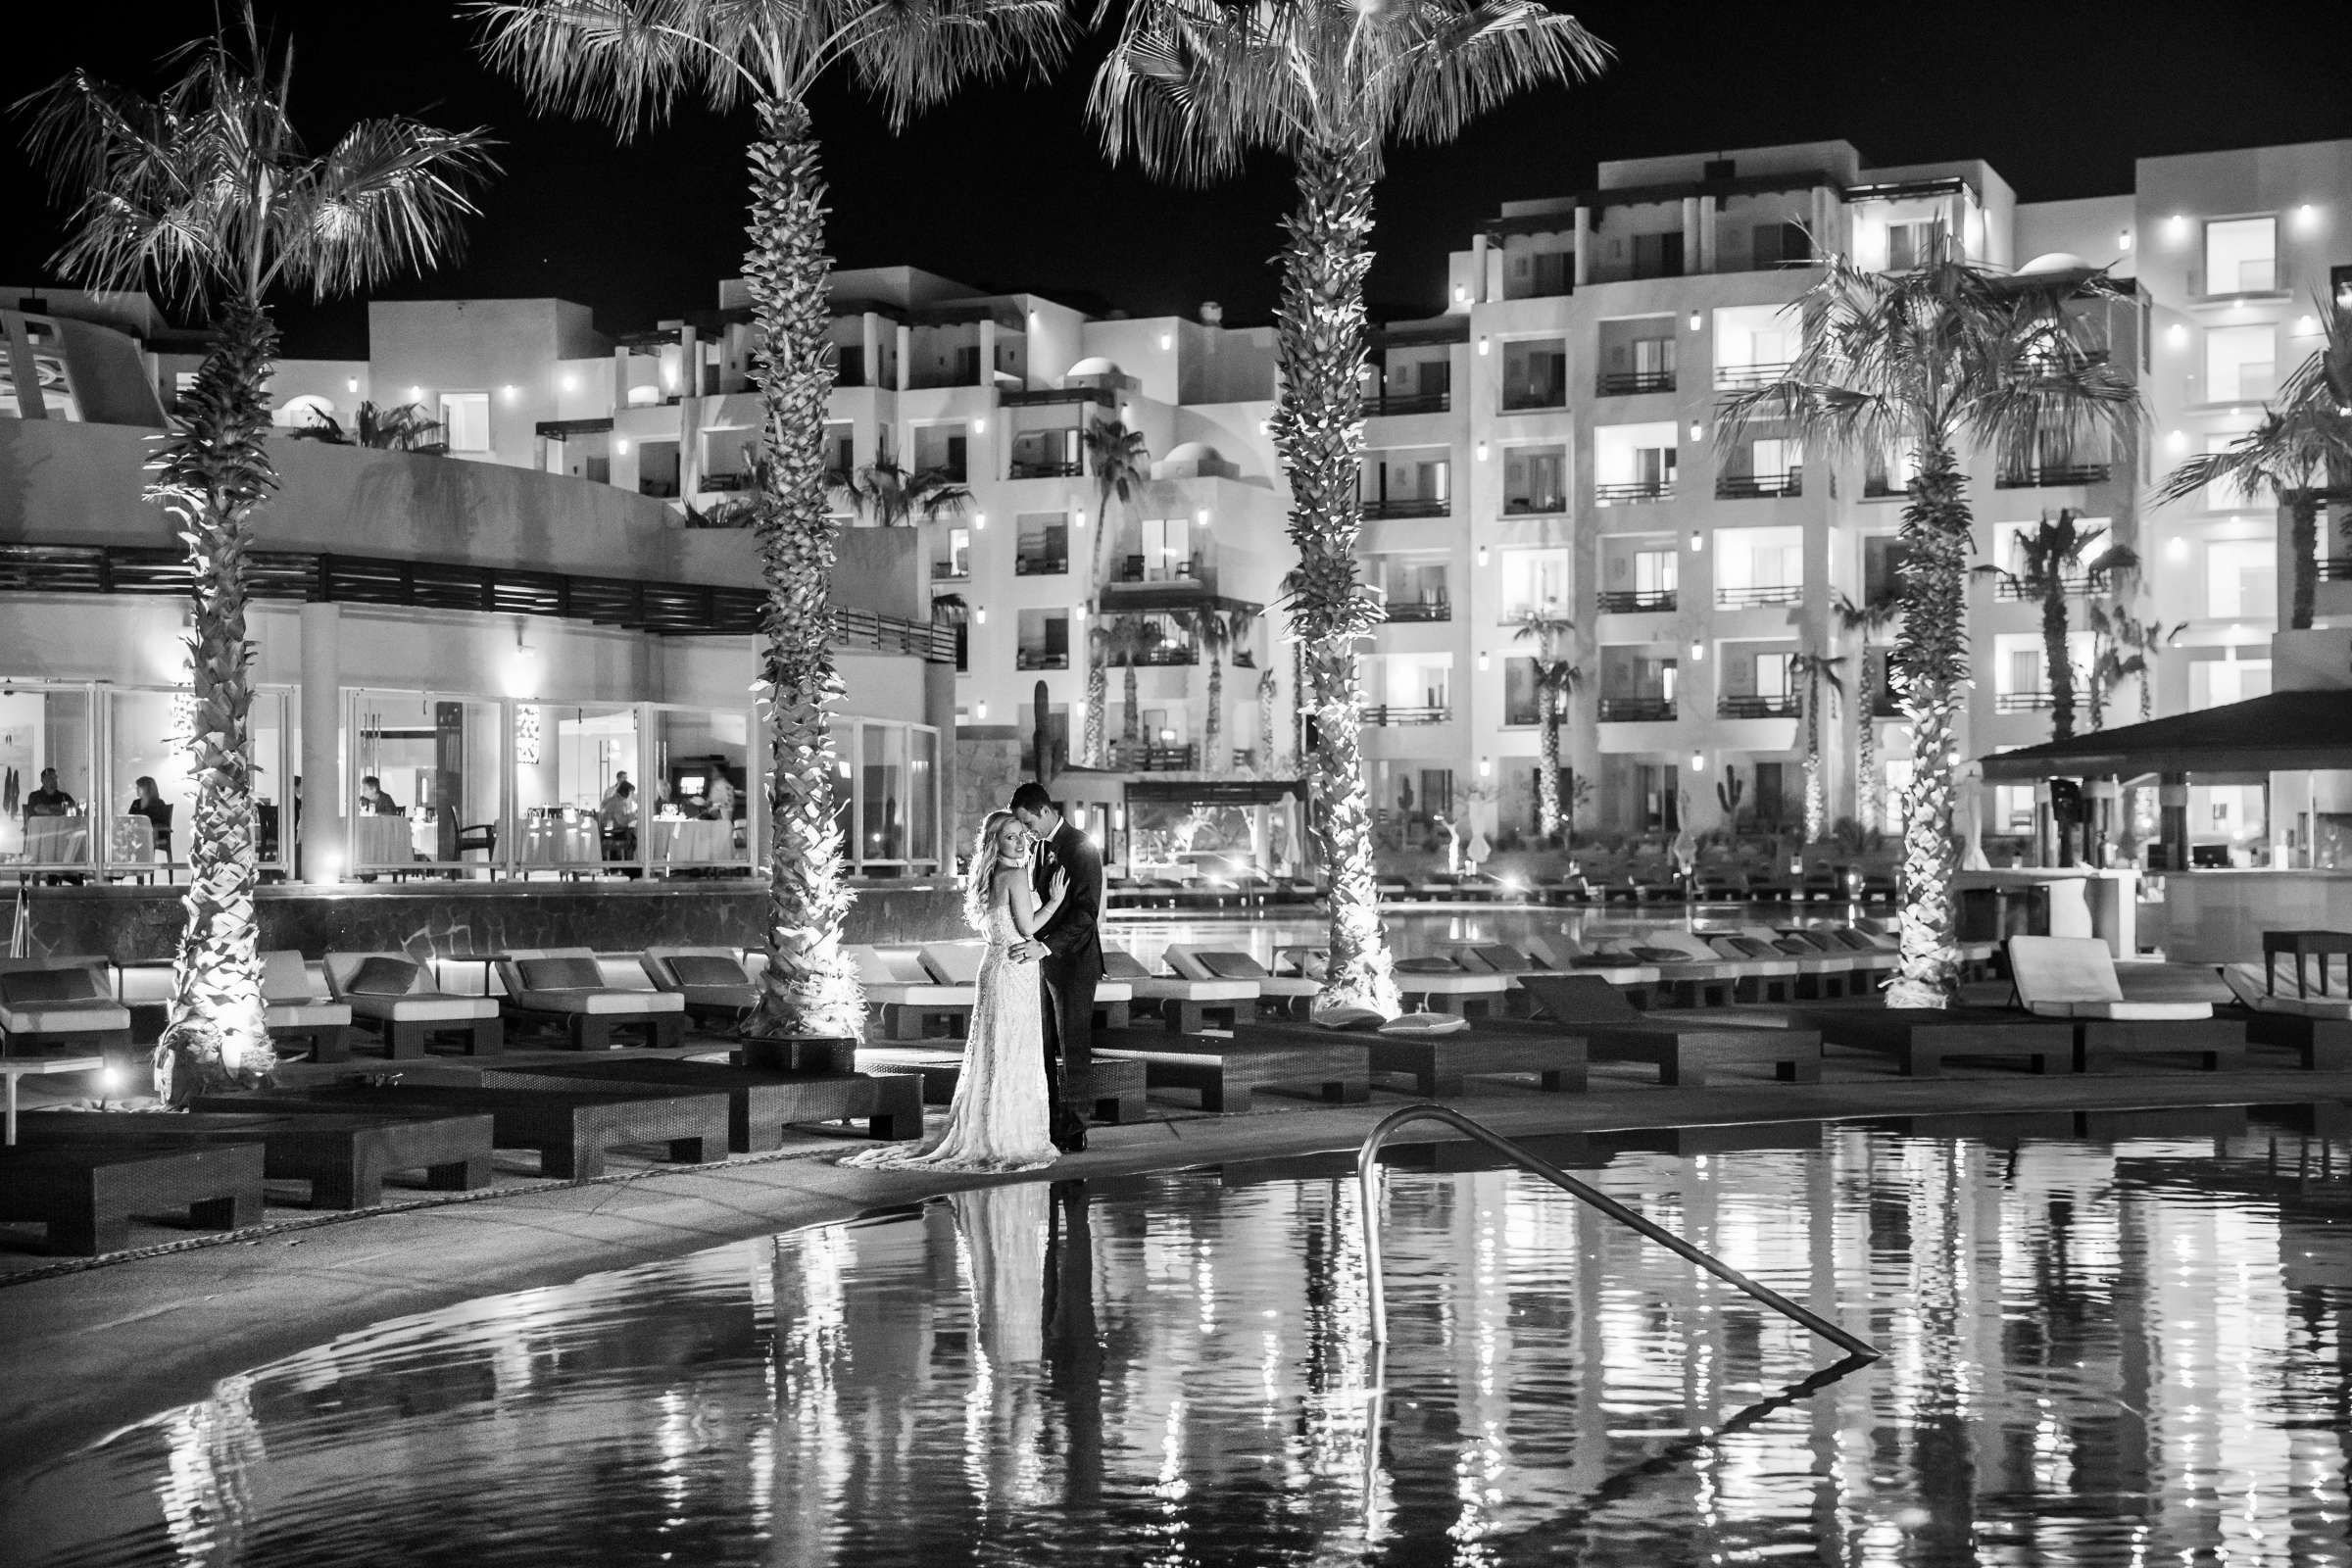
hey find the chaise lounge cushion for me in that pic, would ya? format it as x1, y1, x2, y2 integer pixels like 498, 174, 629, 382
1196, 952, 1270, 980
346, 956, 424, 996
326, 952, 498, 1023
2217, 962, 2352, 1019
517, 956, 605, 992
0, 961, 130, 1035
1, 967, 108, 1005
1102, 949, 1154, 981
1378, 1010, 1469, 1036
667, 955, 751, 989
1311, 1003, 1386, 1031
2010, 935, 2213, 1021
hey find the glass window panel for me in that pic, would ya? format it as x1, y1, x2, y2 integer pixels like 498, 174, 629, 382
859, 723, 910, 870
646, 707, 749, 869
907, 727, 939, 868
829, 718, 857, 869
511, 702, 634, 872
1, 685, 94, 868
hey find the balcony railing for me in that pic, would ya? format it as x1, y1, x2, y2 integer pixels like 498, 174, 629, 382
931, 560, 970, 580
1364, 705, 1451, 726
1384, 599, 1451, 623
1132, 646, 1200, 666
1718, 695, 1800, 719
1111, 554, 1205, 585
1108, 741, 1200, 770
1000, 385, 1117, 409
1714, 362, 1791, 390
1016, 650, 1070, 670
1360, 496, 1449, 520
1502, 494, 1569, 516
1863, 474, 1904, 499
1992, 573, 2092, 600
698, 471, 752, 492
1598, 697, 1676, 722
1596, 370, 1675, 396
1501, 385, 1568, 413
1996, 463, 2111, 489
1597, 589, 1677, 613
1995, 691, 2056, 713
2318, 557, 2352, 582
1593, 481, 1672, 506
1714, 583, 1804, 608
1013, 555, 1067, 576
1715, 467, 1802, 500
1365, 390, 1450, 416
1007, 458, 1084, 480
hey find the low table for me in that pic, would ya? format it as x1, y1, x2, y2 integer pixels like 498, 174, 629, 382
2263, 930, 2352, 998
1241, 1018, 1587, 1099
1792, 1004, 2076, 1077
58, 1105, 495, 1208
471, 1058, 923, 1150
0, 1140, 263, 1255
858, 1049, 1149, 1125
2, 1054, 107, 1144
221, 1084, 731, 1180
1097, 1028, 1370, 1113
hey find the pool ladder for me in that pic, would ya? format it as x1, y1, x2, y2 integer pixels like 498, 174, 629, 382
1356, 1104, 1882, 1361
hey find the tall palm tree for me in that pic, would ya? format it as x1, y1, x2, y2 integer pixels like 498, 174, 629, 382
2155, 298, 2352, 630
1093, 0, 1606, 1017
1719, 245, 2137, 1007
1510, 609, 1579, 840
1981, 508, 2137, 745
1081, 415, 1151, 764
478, 0, 1065, 1041
1787, 650, 1847, 843
20, 13, 491, 1103
1833, 588, 1900, 831
1102, 614, 1164, 758
836, 437, 973, 529
1192, 608, 1235, 772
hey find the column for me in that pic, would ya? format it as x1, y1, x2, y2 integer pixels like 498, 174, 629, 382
860, 313, 881, 388
1680, 197, 1703, 275
895, 323, 913, 393
1696, 194, 1718, 273
298, 602, 342, 883
1468, 233, 1488, 305
2158, 773, 2189, 871
1572, 207, 1592, 287
978, 319, 998, 388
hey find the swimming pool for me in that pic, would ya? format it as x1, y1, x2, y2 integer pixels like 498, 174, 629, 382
6, 1103, 2345, 1566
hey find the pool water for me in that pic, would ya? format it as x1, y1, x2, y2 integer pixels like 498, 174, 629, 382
6, 1105, 2347, 1566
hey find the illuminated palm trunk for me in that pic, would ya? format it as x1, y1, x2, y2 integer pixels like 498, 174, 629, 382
151, 299, 278, 1103
1535, 693, 1562, 839
1256, 667, 1277, 774
1083, 658, 1106, 766
2040, 576, 2077, 743
1887, 448, 1970, 1008
1121, 657, 1141, 751
1801, 665, 1827, 844
1201, 648, 1223, 772
1854, 656, 1879, 832
2287, 489, 2320, 630
1270, 143, 1398, 1017
743, 97, 862, 1039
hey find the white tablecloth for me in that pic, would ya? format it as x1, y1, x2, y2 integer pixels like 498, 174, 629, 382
352, 815, 416, 869
646, 817, 738, 865
519, 818, 602, 866
11, 817, 89, 866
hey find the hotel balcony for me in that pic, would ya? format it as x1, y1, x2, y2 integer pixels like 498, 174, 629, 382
1718, 694, 1799, 719
1364, 704, 1451, 726
1107, 741, 1200, 770
1598, 589, 1677, 613
1713, 362, 1791, 390
2322, 557, 2352, 582
1593, 480, 1673, 507
1596, 369, 1676, 397
1015, 648, 1069, 670
1365, 390, 1450, 416
1991, 573, 2091, 601
1012, 552, 1067, 576
1715, 466, 1803, 501
1006, 457, 1083, 480
1995, 462, 2111, 489
1715, 583, 1804, 610
1598, 696, 1676, 722
1361, 495, 1450, 520
931, 558, 970, 581
1384, 598, 1451, 624
1995, 691, 2056, 713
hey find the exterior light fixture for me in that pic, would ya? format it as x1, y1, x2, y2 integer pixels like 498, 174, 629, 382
1071, 510, 1084, 527
1689, 750, 1705, 772
1478, 650, 1491, 671
1073, 605, 1086, 620
1160, 727, 1177, 744
974, 513, 988, 529
1159, 332, 1173, 350
2167, 323, 2187, 347
2118, 228, 2132, 251
1196, 508, 1209, 524
1476, 441, 1491, 461
978, 701, 988, 719
2296, 203, 2318, 228
615, 438, 629, 454
409, 385, 423, 402
1479, 756, 1493, 777
975, 607, 987, 624
1689, 420, 1704, 441
973, 416, 987, 433
1478, 335, 1492, 356
2168, 535, 2187, 561
1689, 529, 1705, 553
2297, 314, 2320, 335
2167, 429, 2185, 452
2167, 214, 2187, 238
1687, 311, 1702, 332
1454, 285, 1470, 303
501, 385, 517, 402
562, 374, 577, 391
1476, 546, 1491, 566
1689, 640, 1705, 662
345, 376, 360, 394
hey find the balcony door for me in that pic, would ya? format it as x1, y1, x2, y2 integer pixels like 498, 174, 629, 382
1141, 516, 1192, 581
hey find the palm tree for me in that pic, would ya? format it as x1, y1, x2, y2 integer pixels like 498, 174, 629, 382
1081, 415, 1151, 764
1511, 609, 1579, 840
1102, 614, 1164, 759
1093, 0, 1606, 1017
19, 12, 491, 1103
478, 0, 1065, 1041
836, 436, 972, 528
1787, 651, 1847, 843
287, 399, 447, 452
1719, 244, 2137, 1007
2155, 298, 2352, 630
1190, 606, 1259, 774
1834, 588, 1900, 831
1981, 508, 2138, 745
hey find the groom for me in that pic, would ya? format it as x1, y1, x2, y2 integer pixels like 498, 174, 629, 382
1009, 781, 1100, 1154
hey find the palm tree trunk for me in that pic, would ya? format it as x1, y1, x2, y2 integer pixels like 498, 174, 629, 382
2042, 582, 2076, 743
1256, 667, 1276, 776
1536, 701, 1562, 839
1270, 143, 1397, 1018
151, 299, 278, 1104
2288, 489, 2319, 630
1802, 671, 1825, 843
1887, 445, 1971, 1009
1084, 658, 1107, 766
1855, 658, 1878, 833
1203, 654, 1223, 773
742, 96, 861, 1041
1121, 662, 1140, 752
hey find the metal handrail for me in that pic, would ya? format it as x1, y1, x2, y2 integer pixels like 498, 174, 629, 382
1355, 1103, 1881, 1358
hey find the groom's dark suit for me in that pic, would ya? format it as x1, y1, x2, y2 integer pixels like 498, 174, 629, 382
1031, 817, 1102, 1152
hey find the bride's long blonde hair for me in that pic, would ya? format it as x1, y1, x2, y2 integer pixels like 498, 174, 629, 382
961, 809, 1016, 932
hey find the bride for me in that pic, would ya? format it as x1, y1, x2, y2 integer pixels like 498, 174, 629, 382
843, 809, 1066, 1172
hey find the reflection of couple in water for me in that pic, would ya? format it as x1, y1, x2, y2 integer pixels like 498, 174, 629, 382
845, 782, 1102, 1172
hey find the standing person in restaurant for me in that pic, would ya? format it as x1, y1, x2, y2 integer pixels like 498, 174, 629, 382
24, 767, 77, 817
1009, 782, 1102, 1154
703, 758, 737, 823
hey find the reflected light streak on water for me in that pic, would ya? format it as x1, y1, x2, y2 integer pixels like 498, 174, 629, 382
5, 1107, 2351, 1567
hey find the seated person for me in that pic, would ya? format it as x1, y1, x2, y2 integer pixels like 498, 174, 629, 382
599, 780, 639, 859
126, 774, 173, 856
24, 767, 78, 818
359, 775, 401, 816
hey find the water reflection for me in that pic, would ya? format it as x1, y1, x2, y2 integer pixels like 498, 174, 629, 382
5, 1108, 2351, 1567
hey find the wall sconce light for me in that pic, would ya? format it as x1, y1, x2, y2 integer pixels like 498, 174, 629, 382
1070, 510, 1084, 528
409, 385, 424, 402
1687, 311, 1702, 332
977, 701, 988, 719
1689, 640, 1705, 662
2296, 203, 2318, 229
1159, 332, 1173, 350
2296, 314, 2320, 335
1478, 650, 1491, 671
1689, 529, 1705, 553
562, 373, 577, 391
2168, 535, 2187, 561
2117, 228, 2132, 252
501, 384, 517, 402
1196, 508, 1209, 525
1478, 335, 1492, 356
1454, 285, 1470, 304
1689, 750, 1706, 773
1479, 756, 1493, 778
2166, 323, 2187, 348
2166, 214, 2187, 239
2167, 429, 2186, 453
1072, 604, 1087, 621
974, 513, 988, 530
346, 376, 360, 394
1476, 441, 1491, 461
1476, 546, 1491, 566
973, 416, 987, 433
974, 607, 987, 624
615, 437, 630, 454
1689, 420, 1704, 441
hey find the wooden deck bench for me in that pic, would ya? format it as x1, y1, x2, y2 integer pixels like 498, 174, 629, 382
35, 1105, 494, 1209
222, 1083, 730, 1180
471, 1058, 923, 1150
857, 1048, 1150, 1125
1096, 1027, 1370, 1113
1792, 1004, 2078, 1077
1517, 974, 1821, 1087
0, 1141, 264, 1254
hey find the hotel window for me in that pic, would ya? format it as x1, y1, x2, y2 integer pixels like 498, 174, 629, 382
2204, 217, 2277, 294
2204, 324, 2276, 403
1886, 220, 1944, 271
439, 392, 490, 453
0, 683, 95, 869
2205, 539, 2277, 620
1502, 657, 1544, 726
1500, 338, 1567, 411
1497, 547, 1571, 622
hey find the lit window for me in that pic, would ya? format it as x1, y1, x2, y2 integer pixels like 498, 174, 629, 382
2203, 217, 2277, 294
439, 392, 491, 452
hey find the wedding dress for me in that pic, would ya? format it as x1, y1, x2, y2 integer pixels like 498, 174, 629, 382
843, 905, 1057, 1173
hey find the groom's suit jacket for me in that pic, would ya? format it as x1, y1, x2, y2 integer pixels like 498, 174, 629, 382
1033, 819, 1104, 977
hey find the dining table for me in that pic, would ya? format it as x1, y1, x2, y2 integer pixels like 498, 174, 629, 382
646, 816, 737, 867
518, 817, 602, 868
11, 816, 90, 867
351, 814, 417, 871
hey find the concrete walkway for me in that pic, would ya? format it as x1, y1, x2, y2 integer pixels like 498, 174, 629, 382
2, 1046, 2345, 1465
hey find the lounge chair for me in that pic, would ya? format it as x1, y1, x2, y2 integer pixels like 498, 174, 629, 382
1165, 946, 1320, 1017
2007, 936, 2245, 1073
2217, 962, 2351, 1070
1111, 946, 1261, 1033
846, 945, 975, 1041
259, 951, 352, 1063
1522, 935, 1662, 992
325, 952, 503, 1058
0, 956, 132, 1057
1787, 1002, 2076, 1076
1516, 972, 1822, 1087
1715, 929, 1860, 1000
640, 946, 759, 1027
493, 949, 686, 1051
1602, 931, 1749, 1006
0, 1139, 264, 1254
1387, 956, 1514, 1018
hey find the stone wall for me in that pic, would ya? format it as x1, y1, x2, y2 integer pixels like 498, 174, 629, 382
953, 728, 1027, 858
11, 880, 966, 964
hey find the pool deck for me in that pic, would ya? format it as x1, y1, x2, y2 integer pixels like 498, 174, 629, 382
2, 1038, 2346, 1467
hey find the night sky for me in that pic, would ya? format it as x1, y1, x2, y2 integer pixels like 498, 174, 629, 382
8, 2, 2352, 359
